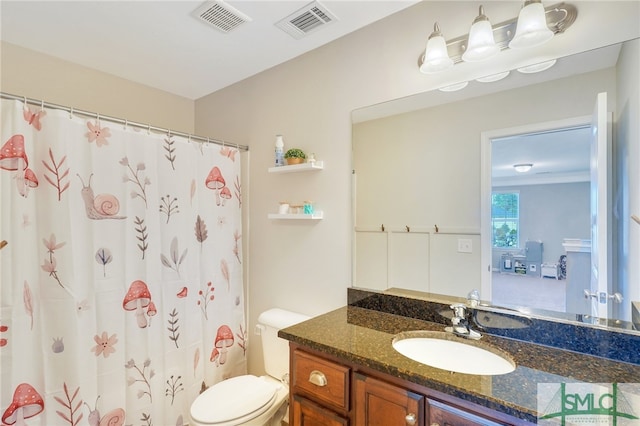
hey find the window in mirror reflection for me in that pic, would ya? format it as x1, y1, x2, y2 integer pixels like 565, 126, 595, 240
492, 192, 520, 248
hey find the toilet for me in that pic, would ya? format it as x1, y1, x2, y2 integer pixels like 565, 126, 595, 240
190, 308, 309, 426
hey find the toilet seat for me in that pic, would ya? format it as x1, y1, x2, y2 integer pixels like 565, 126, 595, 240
190, 375, 282, 425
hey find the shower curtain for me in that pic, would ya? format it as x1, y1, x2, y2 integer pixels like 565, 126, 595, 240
0, 98, 246, 426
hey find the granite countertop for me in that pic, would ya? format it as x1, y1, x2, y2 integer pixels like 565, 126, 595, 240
279, 305, 640, 423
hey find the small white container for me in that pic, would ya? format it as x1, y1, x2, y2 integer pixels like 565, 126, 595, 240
307, 153, 316, 164
278, 202, 289, 214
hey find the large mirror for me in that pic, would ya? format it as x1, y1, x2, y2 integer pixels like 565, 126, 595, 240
351, 38, 639, 331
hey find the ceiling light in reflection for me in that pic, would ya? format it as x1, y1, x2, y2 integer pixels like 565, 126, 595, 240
438, 81, 469, 92
514, 163, 533, 173
517, 59, 557, 74
476, 71, 510, 83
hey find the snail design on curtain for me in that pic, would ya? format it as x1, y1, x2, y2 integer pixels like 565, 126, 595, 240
77, 174, 126, 220
85, 396, 125, 426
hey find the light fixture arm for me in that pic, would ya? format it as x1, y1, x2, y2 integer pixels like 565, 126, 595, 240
473, 5, 490, 25
418, 2, 577, 68
429, 22, 444, 40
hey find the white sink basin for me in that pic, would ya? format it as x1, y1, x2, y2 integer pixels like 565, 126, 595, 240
392, 331, 515, 376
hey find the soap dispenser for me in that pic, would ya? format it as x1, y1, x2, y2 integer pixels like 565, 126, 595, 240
275, 135, 285, 167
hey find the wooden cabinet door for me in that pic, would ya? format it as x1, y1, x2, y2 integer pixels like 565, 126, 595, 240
292, 395, 349, 426
427, 398, 505, 426
354, 373, 423, 426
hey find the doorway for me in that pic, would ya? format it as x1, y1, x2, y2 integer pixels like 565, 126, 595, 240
480, 116, 594, 313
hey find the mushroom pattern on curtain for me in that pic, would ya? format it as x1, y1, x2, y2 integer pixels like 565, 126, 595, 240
0, 98, 246, 426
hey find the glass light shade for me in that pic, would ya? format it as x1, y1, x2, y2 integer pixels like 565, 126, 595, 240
462, 12, 499, 62
508, 1, 554, 49
420, 24, 453, 74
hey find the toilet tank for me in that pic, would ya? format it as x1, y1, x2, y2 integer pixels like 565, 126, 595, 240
257, 308, 309, 382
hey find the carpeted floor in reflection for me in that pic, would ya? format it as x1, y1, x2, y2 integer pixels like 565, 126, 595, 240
491, 272, 566, 312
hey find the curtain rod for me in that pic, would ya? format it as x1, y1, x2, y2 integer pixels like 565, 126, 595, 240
1, 92, 249, 152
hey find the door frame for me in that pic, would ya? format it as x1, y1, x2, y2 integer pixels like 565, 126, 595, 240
590, 92, 614, 318
480, 115, 593, 303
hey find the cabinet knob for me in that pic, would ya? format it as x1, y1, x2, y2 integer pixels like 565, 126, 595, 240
405, 413, 417, 425
308, 370, 327, 387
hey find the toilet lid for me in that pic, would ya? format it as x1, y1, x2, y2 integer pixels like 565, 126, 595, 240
191, 375, 279, 424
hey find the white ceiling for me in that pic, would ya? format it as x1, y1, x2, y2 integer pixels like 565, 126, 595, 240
0, 0, 419, 100
492, 126, 592, 185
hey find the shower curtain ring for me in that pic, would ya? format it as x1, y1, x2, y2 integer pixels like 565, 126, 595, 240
124, 119, 128, 130
40, 99, 44, 111
69, 107, 74, 120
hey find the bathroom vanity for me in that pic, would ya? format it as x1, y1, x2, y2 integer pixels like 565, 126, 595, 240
279, 289, 640, 425
289, 344, 522, 425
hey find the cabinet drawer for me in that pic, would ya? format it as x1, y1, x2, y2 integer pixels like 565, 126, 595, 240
292, 395, 349, 426
292, 349, 350, 412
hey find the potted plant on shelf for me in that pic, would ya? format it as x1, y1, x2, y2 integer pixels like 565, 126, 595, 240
284, 148, 306, 165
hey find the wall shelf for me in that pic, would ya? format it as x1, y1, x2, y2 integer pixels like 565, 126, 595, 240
268, 211, 324, 220
268, 161, 323, 174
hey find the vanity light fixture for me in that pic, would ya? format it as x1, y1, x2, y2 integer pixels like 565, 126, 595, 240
420, 23, 454, 74
418, 2, 576, 74
514, 163, 533, 173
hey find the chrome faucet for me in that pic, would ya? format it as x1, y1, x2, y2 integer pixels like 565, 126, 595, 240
446, 303, 482, 340
467, 289, 480, 307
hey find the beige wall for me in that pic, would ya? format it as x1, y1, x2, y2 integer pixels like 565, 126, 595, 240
195, 49, 357, 376
1, 41, 194, 132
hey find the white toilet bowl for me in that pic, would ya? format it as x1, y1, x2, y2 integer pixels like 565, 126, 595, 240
189, 375, 288, 426
189, 309, 309, 426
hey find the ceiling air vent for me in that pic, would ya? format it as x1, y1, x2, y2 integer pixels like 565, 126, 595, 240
192, 1, 252, 33
275, 1, 337, 40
